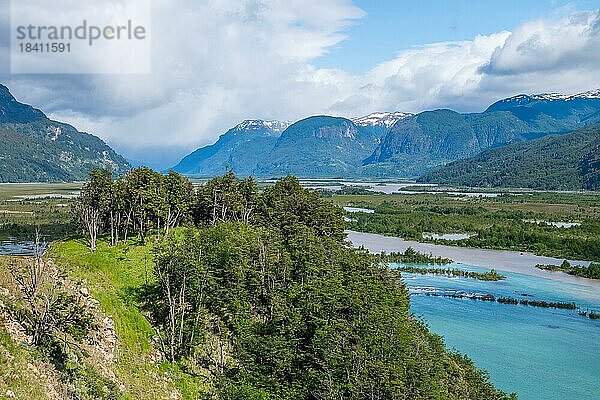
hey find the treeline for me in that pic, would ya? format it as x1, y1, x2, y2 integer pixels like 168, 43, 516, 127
536, 260, 600, 280
398, 266, 505, 281
579, 310, 600, 320
423, 290, 599, 320
421, 292, 578, 311
118, 173, 514, 399
496, 297, 576, 310
374, 247, 452, 264
74, 168, 257, 251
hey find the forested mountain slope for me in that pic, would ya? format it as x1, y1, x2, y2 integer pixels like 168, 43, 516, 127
0, 85, 129, 182
419, 125, 600, 190
365, 90, 600, 176
173, 90, 600, 178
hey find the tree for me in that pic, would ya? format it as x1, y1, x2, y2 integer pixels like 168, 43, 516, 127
143, 174, 517, 399
194, 171, 258, 225
107, 176, 127, 246
74, 168, 112, 251
123, 167, 165, 243
75, 167, 198, 247
163, 171, 194, 237
256, 175, 346, 241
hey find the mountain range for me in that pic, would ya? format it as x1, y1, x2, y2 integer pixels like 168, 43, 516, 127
0, 85, 130, 182
2, 82, 599, 188
172, 90, 600, 179
418, 125, 600, 191
172, 112, 411, 177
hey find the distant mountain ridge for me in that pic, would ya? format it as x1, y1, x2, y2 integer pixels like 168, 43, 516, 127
487, 89, 600, 106
172, 112, 412, 177
364, 90, 600, 176
418, 124, 600, 190
254, 115, 381, 177
0, 85, 130, 182
173, 89, 600, 178
172, 119, 290, 176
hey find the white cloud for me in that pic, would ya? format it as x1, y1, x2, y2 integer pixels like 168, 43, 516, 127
329, 32, 512, 114
3, 3, 600, 168
483, 12, 600, 75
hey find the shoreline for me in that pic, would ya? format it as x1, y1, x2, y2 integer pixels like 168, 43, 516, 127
346, 230, 600, 289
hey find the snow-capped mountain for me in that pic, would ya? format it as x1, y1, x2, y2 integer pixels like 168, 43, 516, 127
234, 119, 290, 134
171, 119, 290, 176
569, 89, 600, 99
531, 89, 600, 101
173, 89, 600, 179
351, 112, 412, 128
492, 89, 600, 105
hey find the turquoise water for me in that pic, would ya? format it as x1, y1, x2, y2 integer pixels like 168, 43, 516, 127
396, 263, 600, 400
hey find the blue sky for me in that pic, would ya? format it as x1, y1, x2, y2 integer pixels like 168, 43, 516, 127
315, 0, 600, 73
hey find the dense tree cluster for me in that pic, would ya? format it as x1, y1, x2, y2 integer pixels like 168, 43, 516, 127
397, 266, 505, 281
144, 174, 513, 399
74, 170, 516, 398
374, 248, 452, 264
74, 167, 196, 250
537, 261, 600, 280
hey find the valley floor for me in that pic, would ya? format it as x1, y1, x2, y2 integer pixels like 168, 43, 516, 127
346, 230, 600, 289
324, 182, 600, 262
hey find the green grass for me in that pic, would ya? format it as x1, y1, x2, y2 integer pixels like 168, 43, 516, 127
49, 237, 212, 399
0, 183, 80, 199
0, 330, 53, 399
331, 191, 600, 220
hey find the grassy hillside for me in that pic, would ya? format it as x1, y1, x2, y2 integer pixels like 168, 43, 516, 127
0, 239, 209, 400
48, 238, 210, 399
0, 232, 513, 399
0, 176, 517, 399
419, 125, 600, 190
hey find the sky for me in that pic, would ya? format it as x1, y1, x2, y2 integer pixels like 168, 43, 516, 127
1, 0, 600, 169
315, 0, 600, 72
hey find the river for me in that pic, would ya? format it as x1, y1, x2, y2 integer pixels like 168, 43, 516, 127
346, 230, 600, 400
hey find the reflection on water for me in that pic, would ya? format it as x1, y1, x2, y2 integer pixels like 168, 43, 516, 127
343, 206, 375, 213
523, 219, 581, 228
299, 180, 438, 194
